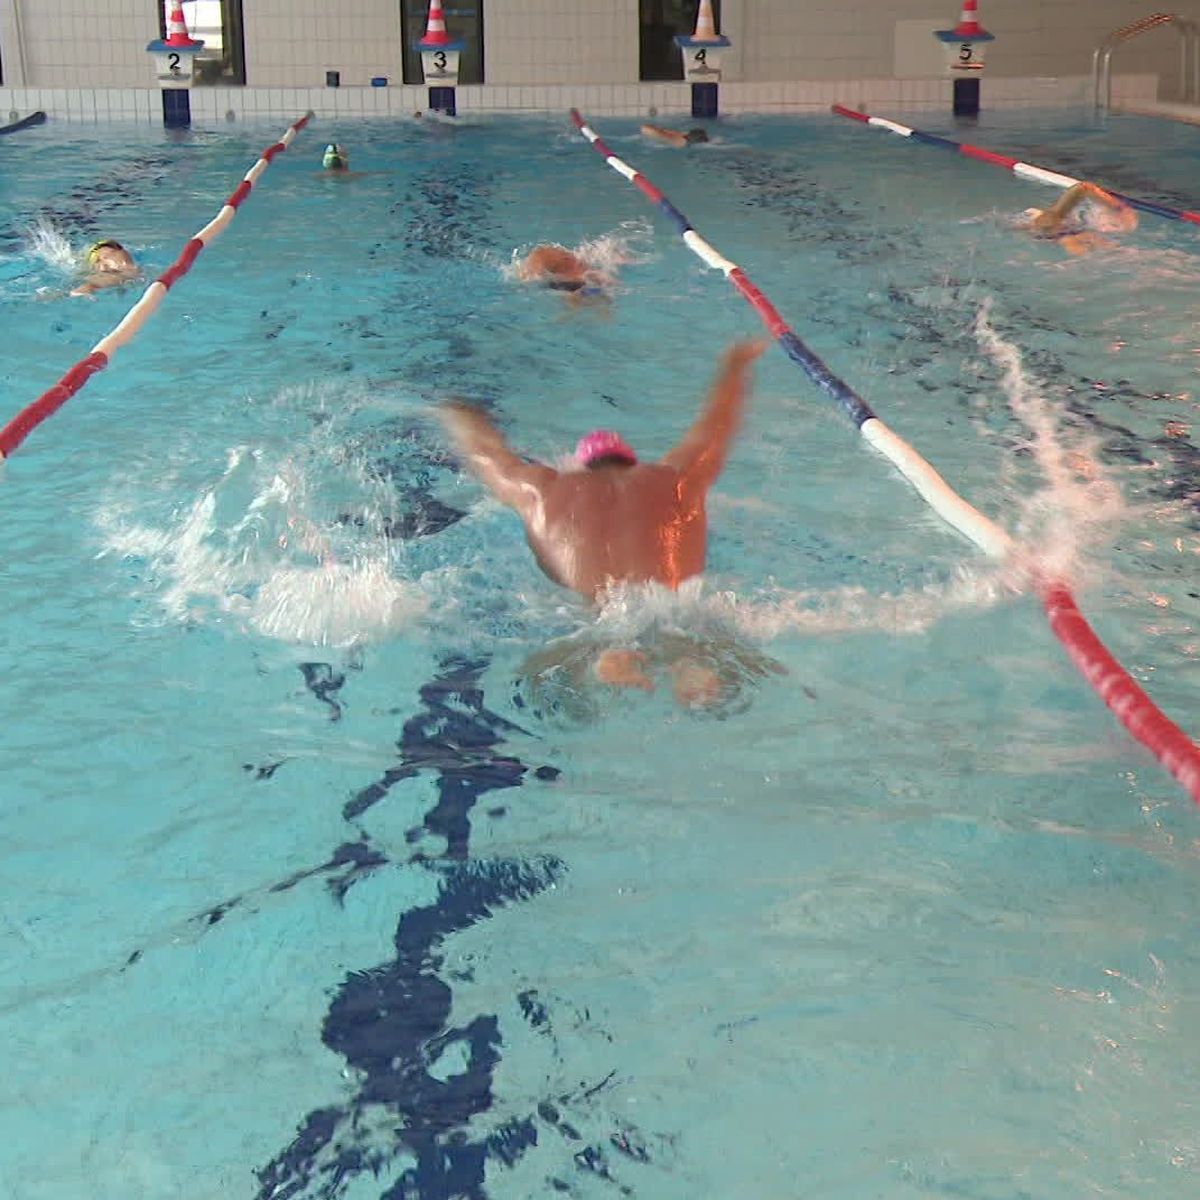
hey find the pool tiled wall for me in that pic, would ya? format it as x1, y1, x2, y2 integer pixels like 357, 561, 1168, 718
0, 0, 1187, 90
0, 74, 1160, 125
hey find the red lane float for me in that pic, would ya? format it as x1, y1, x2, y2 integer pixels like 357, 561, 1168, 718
1041, 584, 1200, 804
0, 110, 314, 461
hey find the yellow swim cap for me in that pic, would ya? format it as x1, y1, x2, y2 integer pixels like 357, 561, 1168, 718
86, 239, 123, 264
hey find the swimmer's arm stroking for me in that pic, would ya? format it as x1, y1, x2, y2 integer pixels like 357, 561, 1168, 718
438, 401, 557, 516
660, 341, 765, 494
1082, 182, 1138, 231
1040, 182, 1090, 226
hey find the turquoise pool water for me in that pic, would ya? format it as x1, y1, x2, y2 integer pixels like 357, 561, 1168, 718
1, 109, 1199, 1198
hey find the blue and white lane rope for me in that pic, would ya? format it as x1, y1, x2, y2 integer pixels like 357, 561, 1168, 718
832, 104, 1200, 225
570, 108, 1200, 806
569, 107, 1014, 561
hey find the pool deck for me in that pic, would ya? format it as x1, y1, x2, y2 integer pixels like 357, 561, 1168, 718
1114, 98, 1200, 126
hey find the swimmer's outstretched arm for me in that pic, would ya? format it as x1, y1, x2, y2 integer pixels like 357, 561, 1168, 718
1040, 182, 1091, 225
660, 340, 766, 493
1042, 181, 1129, 222
438, 400, 557, 516
640, 124, 686, 147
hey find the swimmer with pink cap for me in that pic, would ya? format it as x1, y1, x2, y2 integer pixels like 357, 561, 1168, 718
575, 429, 637, 467
439, 341, 767, 706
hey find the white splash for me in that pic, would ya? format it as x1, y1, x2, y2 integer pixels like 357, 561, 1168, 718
973, 299, 1125, 586
96, 444, 429, 647
502, 218, 655, 283
25, 217, 84, 274
583, 570, 1016, 644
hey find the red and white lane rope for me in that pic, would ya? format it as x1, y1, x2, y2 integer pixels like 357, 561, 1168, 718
0, 111, 315, 460
573, 107, 1200, 805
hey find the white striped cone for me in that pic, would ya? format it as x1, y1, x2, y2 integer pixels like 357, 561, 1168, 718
421, 0, 451, 46
953, 0, 983, 36
692, 0, 718, 41
163, 0, 197, 47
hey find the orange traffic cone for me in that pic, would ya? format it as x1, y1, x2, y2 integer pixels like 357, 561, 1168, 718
419, 0, 451, 47
162, 0, 202, 48
692, 0, 719, 42
950, 0, 987, 38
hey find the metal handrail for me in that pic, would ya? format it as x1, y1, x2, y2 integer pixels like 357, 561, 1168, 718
1092, 12, 1200, 110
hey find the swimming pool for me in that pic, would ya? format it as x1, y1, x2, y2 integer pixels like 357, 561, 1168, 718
2, 108, 1199, 1198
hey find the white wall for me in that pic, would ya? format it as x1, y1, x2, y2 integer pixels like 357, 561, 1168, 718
244, 0, 404, 89
1, 0, 151, 88
0, 0, 1196, 94
727, 0, 1199, 86
486, 0, 639, 85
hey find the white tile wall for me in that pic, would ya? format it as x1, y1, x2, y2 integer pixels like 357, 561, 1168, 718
242, 0, 405, 88
0, 0, 1184, 94
0, 74, 1161, 126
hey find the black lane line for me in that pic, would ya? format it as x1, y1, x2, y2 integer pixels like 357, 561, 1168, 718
254, 855, 564, 1200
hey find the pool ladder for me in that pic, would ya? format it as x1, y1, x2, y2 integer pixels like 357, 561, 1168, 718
1093, 11, 1200, 111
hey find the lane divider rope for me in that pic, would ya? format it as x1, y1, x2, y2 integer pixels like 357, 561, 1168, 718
570, 107, 1200, 805
0, 111, 315, 460
831, 103, 1200, 224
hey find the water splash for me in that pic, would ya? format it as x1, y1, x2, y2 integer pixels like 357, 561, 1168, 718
501, 218, 655, 283
25, 217, 83, 274
582, 571, 1016, 645
96, 444, 429, 647
973, 299, 1125, 586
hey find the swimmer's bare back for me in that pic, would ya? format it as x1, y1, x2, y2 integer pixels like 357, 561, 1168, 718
517, 245, 582, 279
439, 340, 765, 601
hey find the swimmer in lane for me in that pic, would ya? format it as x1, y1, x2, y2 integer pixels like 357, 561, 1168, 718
317, 143, 366, 179
1019, 181, 1137, 255
640, 123, 710, 148
438, 341, 769, 707
70, 239, 140, 298
514, 244, 613, 303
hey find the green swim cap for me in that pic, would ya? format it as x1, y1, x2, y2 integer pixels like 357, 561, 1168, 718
322, 143, 348, 170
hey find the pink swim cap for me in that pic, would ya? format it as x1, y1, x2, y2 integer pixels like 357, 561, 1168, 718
575, 429, 637, 466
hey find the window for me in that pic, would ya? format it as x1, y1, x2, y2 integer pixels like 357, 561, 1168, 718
640, 0, 721, 81
158, 0, 246, 85
400, 1, 484, 86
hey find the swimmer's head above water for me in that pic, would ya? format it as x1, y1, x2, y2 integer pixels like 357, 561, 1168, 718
685, 128, 709, 144
322, 143, 349, 171
85, 239, 135, 271
575, 429, 638, 468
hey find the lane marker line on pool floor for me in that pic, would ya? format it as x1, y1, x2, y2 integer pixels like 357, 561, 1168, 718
831, 103, 1200, 224
0, 110, 315, 461
570, 107, 1200, 806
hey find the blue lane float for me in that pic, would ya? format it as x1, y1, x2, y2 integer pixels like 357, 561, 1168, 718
0, 111, 47, 136
570, 107, 1200, 807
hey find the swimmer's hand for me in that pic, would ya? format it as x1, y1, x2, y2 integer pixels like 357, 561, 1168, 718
727, 339, 768, 365
438, 399, 500, 452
